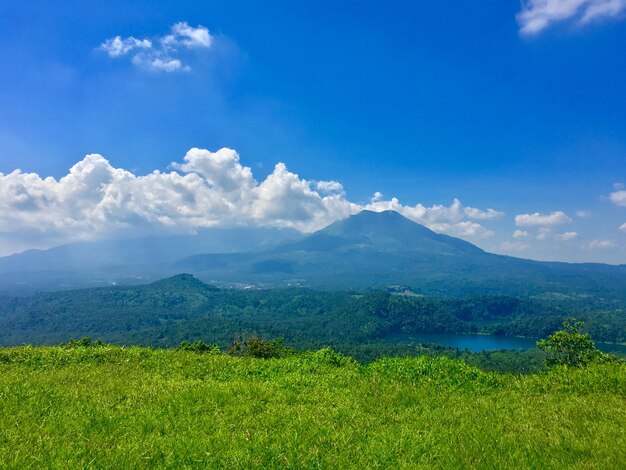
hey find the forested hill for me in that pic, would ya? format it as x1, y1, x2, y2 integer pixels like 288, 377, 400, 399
1, 274, 625, 349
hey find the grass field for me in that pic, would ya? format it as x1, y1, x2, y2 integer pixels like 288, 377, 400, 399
1, 345, 625, 468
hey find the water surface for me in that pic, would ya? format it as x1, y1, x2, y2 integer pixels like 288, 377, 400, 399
386, 332, 626, 355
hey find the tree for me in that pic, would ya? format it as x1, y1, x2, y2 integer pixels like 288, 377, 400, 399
537, 319, 609, 367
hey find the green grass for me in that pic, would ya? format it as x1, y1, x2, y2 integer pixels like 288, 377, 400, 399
1, 346, 625, 468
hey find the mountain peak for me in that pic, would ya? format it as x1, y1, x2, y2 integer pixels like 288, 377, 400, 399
352, 209, 405, 219
292, 209, 483, 255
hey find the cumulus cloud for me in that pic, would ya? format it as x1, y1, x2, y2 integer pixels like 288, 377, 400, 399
584, 239, 617, 249
360, 197, 496, 238
0, 148, 503, 255
99, 22, 212, 72
463, 207, 505, 220
609, 190, 626, 207
315, 181, 344, 193
163, 22, 213, 48
517, 0, 626, 35
619, 222, 626, 232
515, 211, 572, 227
132, 56, 189, 73
371, 192, 384, 202
100, 36, 152, 57
536, 227, 578, 241
556, 231, 579, 241
513, 229, 529, 239
576, 210, 592, 218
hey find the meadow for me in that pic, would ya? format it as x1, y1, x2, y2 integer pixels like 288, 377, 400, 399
1, 345, 625, 468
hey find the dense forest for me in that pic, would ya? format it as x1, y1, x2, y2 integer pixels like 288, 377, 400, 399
1, 274, 624, 372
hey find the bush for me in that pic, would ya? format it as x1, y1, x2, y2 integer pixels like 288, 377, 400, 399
537, 319, 614, 367
310, 347, 355, 367
62, 337, 105, 348
228, 337, 293, 359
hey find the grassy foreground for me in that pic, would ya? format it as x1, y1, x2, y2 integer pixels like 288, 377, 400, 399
1, 346, 625, 468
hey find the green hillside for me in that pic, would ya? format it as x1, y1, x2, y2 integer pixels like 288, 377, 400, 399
2, 274, 626, 355
1, 345, 625, 468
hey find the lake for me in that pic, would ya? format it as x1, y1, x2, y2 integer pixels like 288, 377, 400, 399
385, 332, 626, 355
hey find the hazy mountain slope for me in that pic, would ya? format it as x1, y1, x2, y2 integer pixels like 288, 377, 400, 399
178, 211, 626, 297
0, 227, 301, 293
1, 210, 625, 297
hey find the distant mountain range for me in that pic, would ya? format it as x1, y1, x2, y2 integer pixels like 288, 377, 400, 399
1, 210, 625, 298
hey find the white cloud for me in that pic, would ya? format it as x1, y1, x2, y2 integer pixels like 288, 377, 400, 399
584, 239, 617, 249
99, 22, 213, 72
315, 181, 344, 193
0, 149, 503, 255
132, 56, 190, 73
513, 229, 529, 239
100, 36, 152, 57
517, 0, 626, 35
361, 197, 495, 238
536, 227, 579, 241
576, 210, 592, 218
371, 191, 384, 202
515, 211, 572, 227
463, 207, 505, 220
500, 241, 528, 252
556, 231, 579, 241
609, 190, 626, 207
536, 227, 552, 240
163, 22, 213, 48
619, 222, 626, 232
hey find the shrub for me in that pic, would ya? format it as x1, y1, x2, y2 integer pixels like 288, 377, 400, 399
178, 341, 221, 354
537, 319, 614, 367
62, 337, 105, 348
310, 347, 355, 367
228, 337, 293, 359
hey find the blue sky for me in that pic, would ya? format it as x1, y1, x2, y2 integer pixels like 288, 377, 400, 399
1, 0, 625, 262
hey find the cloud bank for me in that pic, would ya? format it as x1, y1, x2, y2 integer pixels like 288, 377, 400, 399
517, 0, 626, 35
0, 148, 503, 255
99, 22, 213, 72
515, 211, 572, 227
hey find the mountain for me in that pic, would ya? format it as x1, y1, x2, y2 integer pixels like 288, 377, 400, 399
0, 227, 301, 293
283, 210, 483, 255
1, 210, 625, 298
178, 210, 626, 297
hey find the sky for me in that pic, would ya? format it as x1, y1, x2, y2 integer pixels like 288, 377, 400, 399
0, 0, 625, 262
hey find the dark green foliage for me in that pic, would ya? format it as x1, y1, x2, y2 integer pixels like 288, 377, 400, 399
228, 337, 293, 359
537, 319, 616, 367
62, 337, 105, 348
0, 275, 625, 376
178, 340, 220, 354
309, 347, 355, 367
